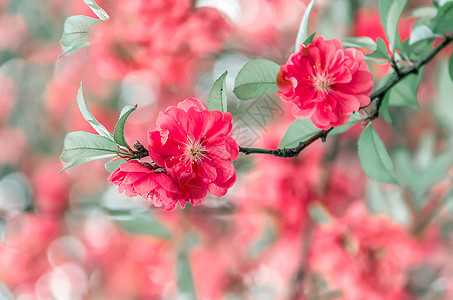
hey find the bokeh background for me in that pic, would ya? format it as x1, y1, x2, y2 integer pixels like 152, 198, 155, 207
1, 0, 453, 299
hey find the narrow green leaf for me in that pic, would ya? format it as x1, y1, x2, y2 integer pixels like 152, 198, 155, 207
449, 54, 453, 82
295, 0, 317, 51
303, 32, 316, 46
83, 0, 110, 20
388, 67, 424, 110
61, 15, 100, 47
59, 42, 91, 58
380, 0, 408, 52
61, 131, 121, 163
358, 125, 398, 185
341, 37, 377, 51
208, 71, 228, 112
60, 153, 117, 173
364, 56, 391, 65
433, 59, 453, 132
233, 59, 280, 100
279, 119, 321, 149
409, 25, 436, 46
177, 253, 197, 300
330, 113, 366, 135
366, 181, 410, 225
76, 83, 114, 140
114, 105, 136, 148
380, 93, 394, 125
388, 0, 408, 51
379, 0, 393, 38
111, 210, 172, 239
105, 158, 128, 172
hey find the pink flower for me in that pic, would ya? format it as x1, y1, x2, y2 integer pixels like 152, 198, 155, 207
108, 160, 181, 210
89, 0, 230, 86
148, 98, 238, 206
277, 36, 373, 129
309, 203, 423, 300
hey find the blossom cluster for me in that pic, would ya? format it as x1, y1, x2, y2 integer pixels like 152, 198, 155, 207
90, 0, 230, 87
109, 98, 238, 210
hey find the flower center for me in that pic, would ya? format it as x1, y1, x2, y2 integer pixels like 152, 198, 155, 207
313, 71, 332, 92
186, 139, 206, 162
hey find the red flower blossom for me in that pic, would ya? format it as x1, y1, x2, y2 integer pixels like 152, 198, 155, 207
108, 160, 181, 210
148, 98, 238, 206
277, 36, 373, 129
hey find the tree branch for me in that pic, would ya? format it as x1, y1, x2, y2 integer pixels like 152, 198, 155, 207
239, 128, 333, 157
365, 34, 453, 121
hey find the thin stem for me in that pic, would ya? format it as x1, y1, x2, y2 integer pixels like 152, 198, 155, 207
366, 34, 453, 121
239, 129, 333, 157
288, 220, 315, 300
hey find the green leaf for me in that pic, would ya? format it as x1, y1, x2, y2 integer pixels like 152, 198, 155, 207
58, 42, 91, 58
388, 67, 424, 110
76, 83, 114, 140
408, 6, 437, 19
330, 113, 366, 135
341, 37, 377, 51
432, 2, 453, 34
84, 0, 109, 20
380, 0, 408, 52
295, 0, 317, 51
61, 131, 123, 168
60, 153, 117, 173
105, 158, 128, 172
279, 113, 365, 149
208, 71, 228, 112
433, 59, 453, 132
394, 136, 453, 200
358, 125, 398, 185
109, 209, 171, 239
449, 54, 453, 81
279, 119, 321, 149
380, 93, 394, 125
61, 15, 100, 47
114, 105, 136, 148
409, 25, 436, 46
303, 32, 316, 46
60, 15, 100, 57
366, 181, 410, 225
233, 59, 280, 100
366, 38, 390, 61
177, 253, 197, 300
439, 0, 453, 6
